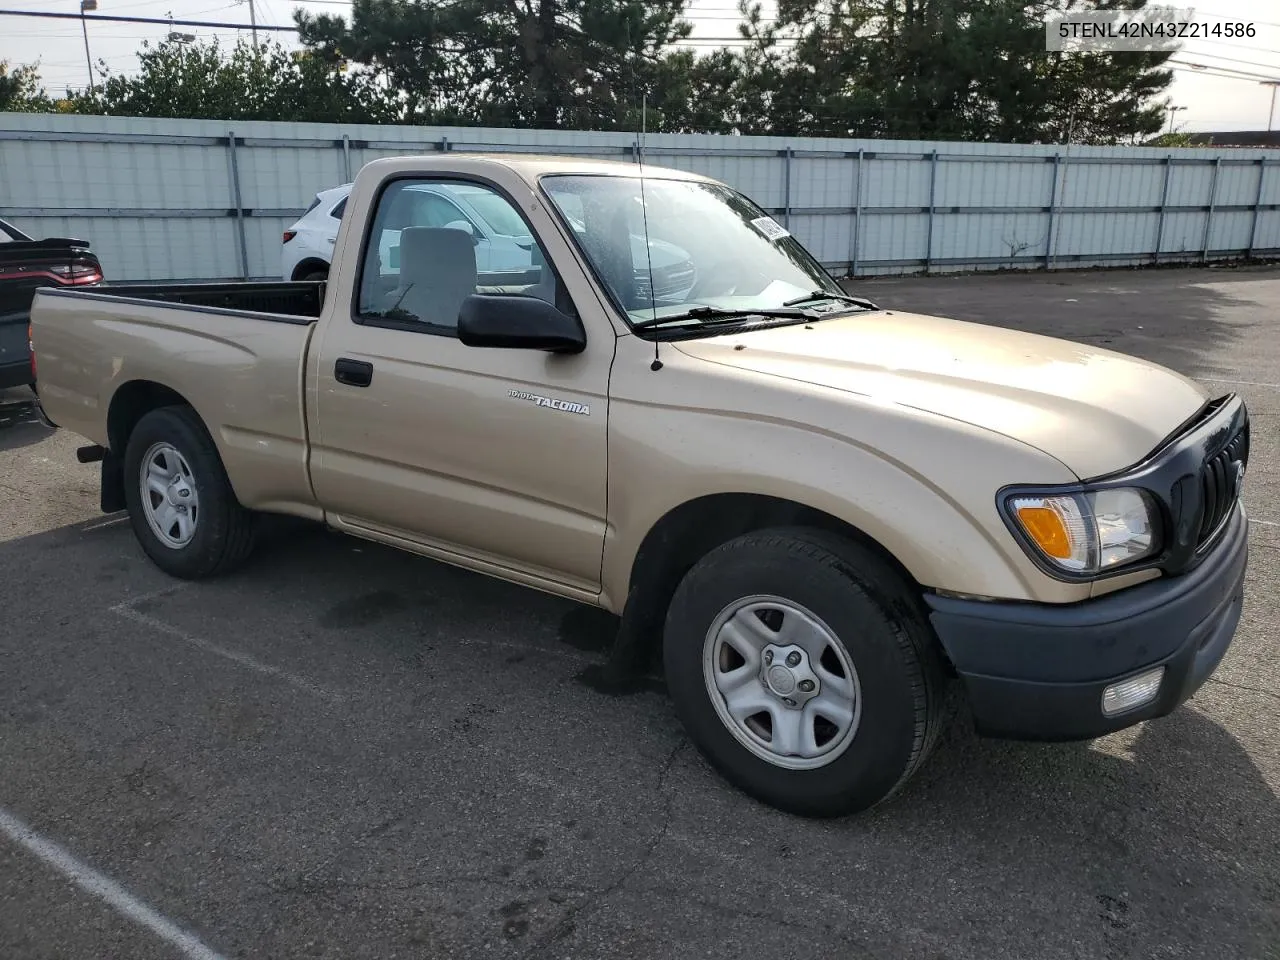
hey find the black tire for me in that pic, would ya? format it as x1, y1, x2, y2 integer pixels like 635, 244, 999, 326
663, 527, 947, 818
122, 405, 257, 579
301, 269, 328, 282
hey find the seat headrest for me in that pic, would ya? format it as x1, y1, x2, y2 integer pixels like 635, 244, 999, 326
399, 226, 477, 284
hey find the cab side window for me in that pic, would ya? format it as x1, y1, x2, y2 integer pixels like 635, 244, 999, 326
356, 179, 572, 334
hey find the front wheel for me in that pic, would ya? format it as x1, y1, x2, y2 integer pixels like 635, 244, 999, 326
122, 405, 257, 579
663, 528, 947, 818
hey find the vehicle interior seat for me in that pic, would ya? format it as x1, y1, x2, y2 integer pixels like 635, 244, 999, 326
383, 226, 477, 328
473, 242, 563, 309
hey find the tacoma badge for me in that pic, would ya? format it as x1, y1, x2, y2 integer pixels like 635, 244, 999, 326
508, 388, 590, 416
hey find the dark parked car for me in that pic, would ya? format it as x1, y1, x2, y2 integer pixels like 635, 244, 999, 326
0, 217, 104, 391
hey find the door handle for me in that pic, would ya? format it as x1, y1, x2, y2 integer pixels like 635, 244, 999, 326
334, 357, 373, 387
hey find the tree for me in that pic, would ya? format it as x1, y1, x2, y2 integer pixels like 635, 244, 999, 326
744, 0, 1173, 143
9, 0, 1174, 145
65, 37, 400, 124
295, 0, 694, 129
0, 60, 53, 112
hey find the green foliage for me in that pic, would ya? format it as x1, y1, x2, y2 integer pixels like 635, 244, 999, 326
295, 0, 693, 127
752, 0, 1174, 143
3, 0, 1176, 144
59, 37, 400, 123
0, 60, 53, 112
1145, 131, 1198, 148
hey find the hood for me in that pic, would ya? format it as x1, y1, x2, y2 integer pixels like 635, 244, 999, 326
672, 310, 1212, 480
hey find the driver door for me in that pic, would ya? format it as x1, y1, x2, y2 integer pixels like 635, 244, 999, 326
307, 176, 612, 593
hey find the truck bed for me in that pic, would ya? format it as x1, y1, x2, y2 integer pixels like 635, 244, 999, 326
93, 281, 326, 320
31, 282, 320, 517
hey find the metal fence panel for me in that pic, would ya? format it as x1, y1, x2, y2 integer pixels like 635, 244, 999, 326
3, 111, 1280, 282
1210, 210, 1251, 251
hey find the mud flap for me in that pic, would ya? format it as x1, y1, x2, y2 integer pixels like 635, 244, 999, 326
100, 449, 126, 514
598, 575, 668, 691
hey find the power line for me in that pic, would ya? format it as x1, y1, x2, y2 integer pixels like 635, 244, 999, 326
1169, 57, 1280, 81
0, 7, 295, 29
1169, 62, 1280, 83
1182, 37, 1280, 56
1176, 51, 1280, 71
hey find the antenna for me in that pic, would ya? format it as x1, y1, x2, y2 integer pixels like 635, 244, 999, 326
637, 93, 662, 371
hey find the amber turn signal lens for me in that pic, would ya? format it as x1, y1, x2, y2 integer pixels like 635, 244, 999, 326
1015, 505, 1072, 559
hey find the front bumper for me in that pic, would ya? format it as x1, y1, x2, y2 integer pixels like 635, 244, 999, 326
925, 506, 1249, 741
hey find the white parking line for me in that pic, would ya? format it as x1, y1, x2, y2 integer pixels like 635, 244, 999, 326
1251, 518, 1279, 528
109, 599, 344, 704
0, 806, 228, 960
81, 516, 128, 532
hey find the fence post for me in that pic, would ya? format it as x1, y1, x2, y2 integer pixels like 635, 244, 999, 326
925, 150, 938, 274
1201, 156, 1221, 263
1247, 157, 1267, 259
227, 131, 249, 281
1045, 153, 1061, 270
850, 148, 864, 278
782, 145, 793, 229
1153, 155, 1173, 265
341, 133, 352, 182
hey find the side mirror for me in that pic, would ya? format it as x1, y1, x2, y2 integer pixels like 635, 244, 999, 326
457, 294, 585, 354
443, 220, 480, 246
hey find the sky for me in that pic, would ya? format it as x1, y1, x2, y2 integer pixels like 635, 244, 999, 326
2, 0, 1279, 134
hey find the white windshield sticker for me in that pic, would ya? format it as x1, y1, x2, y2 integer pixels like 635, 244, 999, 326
750, 216, 791, 241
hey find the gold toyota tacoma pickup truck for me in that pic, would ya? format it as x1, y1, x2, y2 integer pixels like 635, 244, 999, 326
30, 155, 1250, 817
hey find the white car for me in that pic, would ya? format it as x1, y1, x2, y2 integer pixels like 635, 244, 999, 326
282, 181, 550, 282
281, 184, 349, 282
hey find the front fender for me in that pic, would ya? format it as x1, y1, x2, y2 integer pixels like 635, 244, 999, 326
601, 352, 1087, 607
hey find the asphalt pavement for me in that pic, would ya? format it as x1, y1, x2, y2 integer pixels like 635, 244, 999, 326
1, 264, 1278, 960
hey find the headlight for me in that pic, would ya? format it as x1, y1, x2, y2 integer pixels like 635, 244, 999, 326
1005, 487, 1159, 577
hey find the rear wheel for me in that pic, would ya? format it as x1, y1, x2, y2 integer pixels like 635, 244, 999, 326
122, 406, 257, 579
301, 269, 328, 282
663, 528, 947, 817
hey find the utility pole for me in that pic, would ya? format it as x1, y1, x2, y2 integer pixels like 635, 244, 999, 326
79, 0, 96, 92
1261, 81, 1280, 133
1167, 105, 1186, 134
234, 0, 258, 48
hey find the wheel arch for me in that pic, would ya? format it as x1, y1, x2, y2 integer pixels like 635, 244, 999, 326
609, 491, 930, 677
290, 257, 330, 281
103, 379, 203, 512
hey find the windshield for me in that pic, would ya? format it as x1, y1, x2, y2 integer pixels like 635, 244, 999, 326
539, 174, 845, 326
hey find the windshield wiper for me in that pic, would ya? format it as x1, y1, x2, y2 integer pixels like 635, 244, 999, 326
631, 305, 811, 331
782, 290, 878, 310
